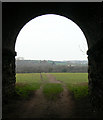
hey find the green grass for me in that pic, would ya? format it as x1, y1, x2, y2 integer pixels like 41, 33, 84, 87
67, 84, 88, 99
50, 73, 88, 84
41, 73, 49, 83
16, 73, 42, 83
16, 73, 89, 100
43, 83, 63, 100
50, 73, 88, 99
16, 73, 42, 98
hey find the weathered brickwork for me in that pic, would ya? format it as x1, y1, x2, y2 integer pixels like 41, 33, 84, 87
87, 39, 103, 111
2, 49, 16, 103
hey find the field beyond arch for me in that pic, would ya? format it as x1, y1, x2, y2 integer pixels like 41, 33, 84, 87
4, 72, 94, 118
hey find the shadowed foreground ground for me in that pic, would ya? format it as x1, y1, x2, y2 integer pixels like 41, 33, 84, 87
3, 74, 100, 119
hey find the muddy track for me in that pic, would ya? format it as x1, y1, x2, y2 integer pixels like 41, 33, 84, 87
46, 73, 75, 118
46, 73, 61, 83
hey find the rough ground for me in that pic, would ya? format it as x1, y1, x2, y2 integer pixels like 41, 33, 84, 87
3, 74, 97, 118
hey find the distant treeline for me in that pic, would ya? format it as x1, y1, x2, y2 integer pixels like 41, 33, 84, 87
16, 60, 88, 73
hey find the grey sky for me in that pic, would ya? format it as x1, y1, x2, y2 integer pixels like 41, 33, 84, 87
15, 14, 88, 61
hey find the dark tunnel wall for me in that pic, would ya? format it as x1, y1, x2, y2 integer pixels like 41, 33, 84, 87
2, 2, 103, 111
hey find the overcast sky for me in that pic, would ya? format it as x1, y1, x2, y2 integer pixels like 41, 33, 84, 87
15, 14, 88, 61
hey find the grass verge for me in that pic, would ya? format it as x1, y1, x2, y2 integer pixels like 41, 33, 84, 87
43, 83, 63, 101
15, 83, 41, 99
15, 73, 42, 98
41, 73, 49, 83
67, 83, 88, 99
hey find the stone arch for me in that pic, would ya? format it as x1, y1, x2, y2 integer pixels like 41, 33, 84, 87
2, 2, 103, 111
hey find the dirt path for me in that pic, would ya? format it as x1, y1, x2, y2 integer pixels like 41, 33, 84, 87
46, 73, 61, 83
4, 73, 75, 118
45, 73, 75, 118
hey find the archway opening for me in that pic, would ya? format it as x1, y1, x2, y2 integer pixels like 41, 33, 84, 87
15, 13, 88, 72
15, 14, 89, 117
15, 14, 88, 61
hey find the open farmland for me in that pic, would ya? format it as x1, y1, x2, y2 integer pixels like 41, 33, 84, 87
15, 64, 89, 102
4, 73, 96, 118
50, 73, 88, 84
16, 73, 88, 99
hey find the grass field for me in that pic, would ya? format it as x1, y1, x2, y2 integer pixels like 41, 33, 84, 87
16, 73, 88, 99
50, 73, 88, 84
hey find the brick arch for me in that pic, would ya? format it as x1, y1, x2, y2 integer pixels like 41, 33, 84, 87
2, 2, 103, 111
